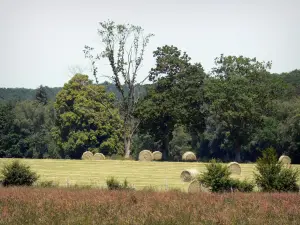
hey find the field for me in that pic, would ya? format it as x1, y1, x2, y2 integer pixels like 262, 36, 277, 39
0, 158, 299, 191
1, 187, 300, 225
0, 158, 257, 190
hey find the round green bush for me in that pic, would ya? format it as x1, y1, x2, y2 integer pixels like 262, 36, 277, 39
1, 160, 39, 186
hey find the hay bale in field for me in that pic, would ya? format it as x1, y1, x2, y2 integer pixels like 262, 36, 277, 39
138, 150, 153, 161
182, 151, 197, 161
152, 151, 162, 161
279, 155, 291, 165
81, 151, 93, 160
228, 162, 241, 175
180, 169, 200, 182
188, 179, 201, 193
93, 153, 106, 160
188, 180, 209, 193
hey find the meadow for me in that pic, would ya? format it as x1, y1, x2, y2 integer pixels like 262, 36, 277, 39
1, 159, 300, 225
1, 187, 300, 225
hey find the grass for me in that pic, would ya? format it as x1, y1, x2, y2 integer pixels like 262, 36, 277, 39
0, 158, 299, 190
1, 187, 300, 225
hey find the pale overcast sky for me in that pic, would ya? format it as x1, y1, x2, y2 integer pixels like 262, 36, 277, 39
0, 0, 299, 88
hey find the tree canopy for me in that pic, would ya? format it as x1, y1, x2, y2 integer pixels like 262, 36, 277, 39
52, 74, 123, 159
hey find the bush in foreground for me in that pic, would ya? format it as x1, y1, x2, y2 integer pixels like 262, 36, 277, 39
254, 147, 299, 192
199, 159, 254, 192
0, 160, 39, 186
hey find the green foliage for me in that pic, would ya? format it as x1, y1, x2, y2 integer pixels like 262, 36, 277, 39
199, 159, 254, 192
254, 147, 299, 192
53, 74, 123, 159
14, 100, 58, 158
0, 103, 20, 157
199, 159, 232, 192
106, 177, 133, 190
0, 100, 60, 159
131, 133, 160, 159
280, 69, 300, 95
35, 85, 48, 105
204, 55, 288, 162
0, 160, 39, 186
169, 126, 193, 161
136, 45, 206, 160
229, 179, 255, 192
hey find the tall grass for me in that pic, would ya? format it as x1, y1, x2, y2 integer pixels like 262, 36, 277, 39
1, 187, 300, 224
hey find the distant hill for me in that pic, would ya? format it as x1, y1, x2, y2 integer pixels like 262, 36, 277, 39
0, 83, 147, 103
0, 86, 61, 102
1, 70, 299, 102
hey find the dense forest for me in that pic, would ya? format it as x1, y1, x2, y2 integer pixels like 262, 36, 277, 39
1, 20, 300, 163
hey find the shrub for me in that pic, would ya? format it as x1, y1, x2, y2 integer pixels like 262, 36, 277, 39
0, 160, 39, 186
254, 147, 299, 192
199, 159, 254, 192
106, 177, 134, 190
229, 179, 255, 192
199, 159, 232, 192
37, 180, 59, 188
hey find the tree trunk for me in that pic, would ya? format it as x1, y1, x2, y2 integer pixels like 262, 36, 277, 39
124, 135, 131, 159
235, 143, 241, 162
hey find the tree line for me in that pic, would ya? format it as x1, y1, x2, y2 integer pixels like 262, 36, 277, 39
1, 20, 300, 162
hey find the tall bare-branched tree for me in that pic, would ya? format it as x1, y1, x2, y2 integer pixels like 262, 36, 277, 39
84, 20, 154, 158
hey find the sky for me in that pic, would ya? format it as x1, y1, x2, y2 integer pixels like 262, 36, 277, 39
0, 0, 299, 88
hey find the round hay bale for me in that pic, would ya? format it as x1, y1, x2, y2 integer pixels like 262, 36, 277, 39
228, 162, 241, 175
182, 151, 197, 161
81, 151, 93, 160
180, 169, 200, 182
152, 151, 162, 161
138, 150, 153, 161
279, 155, 291, 165
94, 153, 105, 160
188, 180, 210, 193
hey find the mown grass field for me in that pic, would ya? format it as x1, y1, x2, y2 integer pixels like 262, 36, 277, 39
0, 158, 300, 190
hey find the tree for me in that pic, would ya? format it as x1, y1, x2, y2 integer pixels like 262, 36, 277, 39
135, 81, 177, 160
136, 45, 206, 160
0, 103, 20, 157
35, 85, 48, 105
84, 20, 154, 158
0, 99, 60, 159
13, 100, 59, 158
205, 55, 281, 162
283, 113, 300, 162
52, 74, 123, 159
254, 147, 299, 192
280, 69, 300, 95
169, 125, 193, 161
